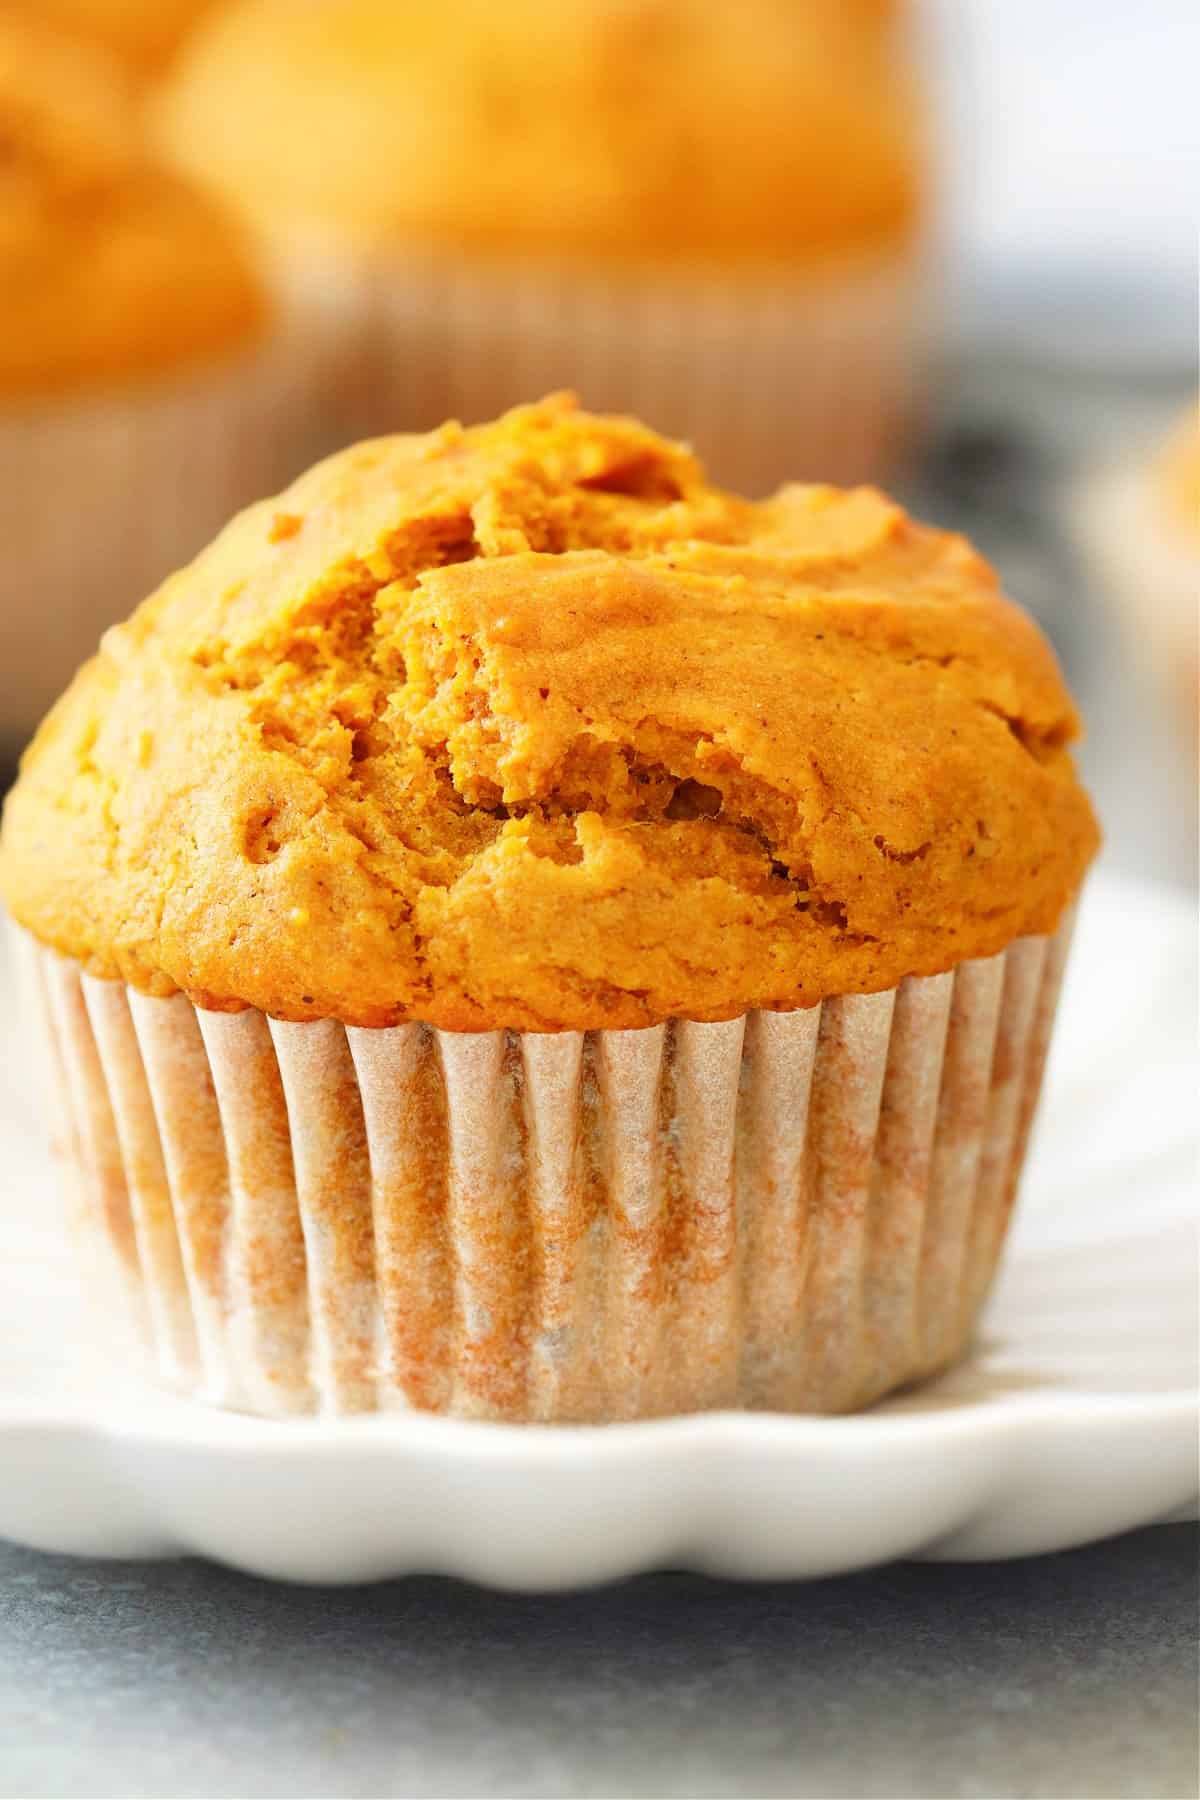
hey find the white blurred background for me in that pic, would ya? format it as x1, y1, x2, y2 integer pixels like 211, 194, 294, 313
928, 0, 1197, 357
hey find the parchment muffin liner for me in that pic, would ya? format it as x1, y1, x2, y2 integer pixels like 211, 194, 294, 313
10, 909, 1075, 1422
0, 328, 336, 754
276, 241, 927, 497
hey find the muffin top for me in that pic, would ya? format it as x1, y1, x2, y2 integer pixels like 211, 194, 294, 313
157, 0, 924, 265
0, 11, 265, 397
6, 0, 216, 75
0, 396, 1098, 1031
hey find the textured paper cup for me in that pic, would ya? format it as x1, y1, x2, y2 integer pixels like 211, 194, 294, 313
275, 240, 927, 497
10, 910, 1075, 1422
0, 328, 336, 757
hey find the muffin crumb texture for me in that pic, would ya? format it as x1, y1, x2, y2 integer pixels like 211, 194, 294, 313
0, 396, 1099, 1029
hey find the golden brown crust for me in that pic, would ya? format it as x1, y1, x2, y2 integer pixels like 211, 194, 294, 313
0, 395, 1099, 1028
158, 0, 925, 265
0, 10, 265, 396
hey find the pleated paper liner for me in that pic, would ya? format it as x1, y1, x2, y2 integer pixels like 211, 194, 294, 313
274, 240, 927, 497
10, 909, 1075, 1422
0, 326, 337, 755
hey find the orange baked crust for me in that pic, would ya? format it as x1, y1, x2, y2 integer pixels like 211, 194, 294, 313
0, 395, 1099, 1029
158, 0, 924, 266
0, 11, 265, 397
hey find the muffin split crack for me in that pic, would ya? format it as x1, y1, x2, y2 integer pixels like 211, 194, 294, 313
0, 395, 1098, 1032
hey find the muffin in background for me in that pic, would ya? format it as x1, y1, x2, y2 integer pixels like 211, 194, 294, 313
0, 12, 330, 756
1076, 407, 1199, 739
157, 0, 930, 494
1, 395, 1098, 1422
6, 0, 218, 76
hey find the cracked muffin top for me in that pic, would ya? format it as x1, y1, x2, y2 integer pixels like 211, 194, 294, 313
0, 395, 1099, 1029
157, 0, 924, 266
0, 10, 264, 396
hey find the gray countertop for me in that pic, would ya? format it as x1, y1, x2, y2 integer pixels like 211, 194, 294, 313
1, 1526, 1196, 1800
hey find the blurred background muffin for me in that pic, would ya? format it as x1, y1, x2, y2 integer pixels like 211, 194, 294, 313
5, 0, 218, 77
1075, 408, 1199, 743
0, 9, 329, 757
157, 0, 930, 494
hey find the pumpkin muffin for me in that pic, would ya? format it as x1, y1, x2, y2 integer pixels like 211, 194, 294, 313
1077, 407, 1199, 738
157, 0, 930, 494
0, 11, 329, 755
1, 396, 1098, 1420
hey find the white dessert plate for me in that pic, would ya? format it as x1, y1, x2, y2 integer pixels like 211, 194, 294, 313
0, 871, 1195, 1589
